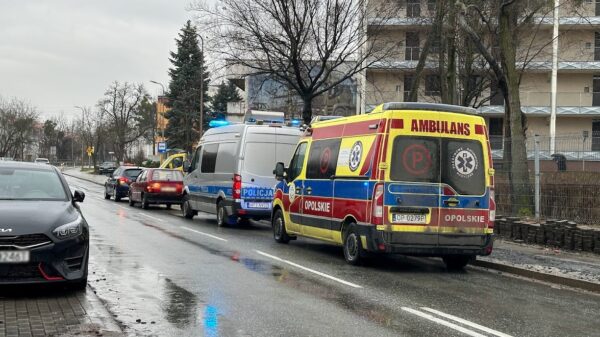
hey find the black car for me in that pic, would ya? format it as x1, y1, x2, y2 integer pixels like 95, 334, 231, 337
104, 166, 143, 201
98, 161, 117, 175
0, 161, 88, 288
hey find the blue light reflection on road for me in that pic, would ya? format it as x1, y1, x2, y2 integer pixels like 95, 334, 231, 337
203, 305, 219, 337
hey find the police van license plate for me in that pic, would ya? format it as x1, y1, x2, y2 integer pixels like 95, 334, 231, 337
0, 251, 30, 264
248, 202, 270, 209
392, 213, 427, 224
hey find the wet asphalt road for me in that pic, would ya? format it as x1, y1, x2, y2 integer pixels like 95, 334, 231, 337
66, 176, 600, 337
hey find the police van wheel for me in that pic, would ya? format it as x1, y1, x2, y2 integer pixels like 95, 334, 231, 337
182, 197, 195, 219
343, 223, 365, 266
272, 210, 290, 244
217, 201, 232, 227
442, 255, 472, 271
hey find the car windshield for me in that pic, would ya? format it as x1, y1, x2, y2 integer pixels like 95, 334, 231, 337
0, 168, 68, 201
123, 169, 142, 179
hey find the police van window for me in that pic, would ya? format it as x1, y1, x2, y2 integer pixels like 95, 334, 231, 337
215, 142, 237, 173
201, 144, 218, 173
244, 142, 296, 176
190, 147, 202, 172
306, 139, 341, 180
390, 136, 440, 183
442, 139, 485, 195
288, 142, 307, 181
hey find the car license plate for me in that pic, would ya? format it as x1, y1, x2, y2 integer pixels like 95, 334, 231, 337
0, 251, 30, 264
248, 202, 270, 209
392, 213, 427, 224
161, 187, 176, 192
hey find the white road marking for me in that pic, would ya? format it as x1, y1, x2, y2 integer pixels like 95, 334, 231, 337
181, 226, 228, 242
401, 307, 487, 337
117, 205, 128, 210
137, 213, 165, 222
421, 307, 514, 337
254, 250, 362, 289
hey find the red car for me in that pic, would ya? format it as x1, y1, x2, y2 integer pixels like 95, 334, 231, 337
128, 169, 184, 209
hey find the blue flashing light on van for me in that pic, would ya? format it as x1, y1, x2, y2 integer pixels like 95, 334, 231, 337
209, 119, 230, 128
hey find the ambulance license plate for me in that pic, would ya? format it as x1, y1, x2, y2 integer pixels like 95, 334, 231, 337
248, 202, 270, 209
161, 187, 176, 192
0, 251, 30, 264
392, 213, 427, 224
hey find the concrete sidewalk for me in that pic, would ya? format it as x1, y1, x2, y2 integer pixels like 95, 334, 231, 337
62, 167, 600, 291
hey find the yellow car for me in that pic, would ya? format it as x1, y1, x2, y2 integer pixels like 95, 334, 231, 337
159, 153, 187, 171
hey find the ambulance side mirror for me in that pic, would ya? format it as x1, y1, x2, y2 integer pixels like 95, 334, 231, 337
273, 162, 286, 181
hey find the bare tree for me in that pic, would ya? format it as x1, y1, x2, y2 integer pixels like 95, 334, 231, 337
192, 0, 398, 124
97, 82, 151, 163
0, 96, 38, 159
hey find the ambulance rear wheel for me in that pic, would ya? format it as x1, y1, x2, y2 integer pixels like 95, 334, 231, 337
443, 255, 473, 271
343, 223, 365, 266
272, 209, 290, 244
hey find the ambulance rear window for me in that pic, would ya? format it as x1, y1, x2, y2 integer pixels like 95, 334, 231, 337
390, 136, 485, 195
390, 137, 440, 183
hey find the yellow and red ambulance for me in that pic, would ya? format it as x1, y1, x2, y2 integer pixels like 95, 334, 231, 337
271, 102, 495, 268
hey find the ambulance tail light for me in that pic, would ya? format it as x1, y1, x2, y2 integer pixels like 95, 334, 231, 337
233, 174, 242, 200
372, 183, 385, 225
489, 188, 496, 228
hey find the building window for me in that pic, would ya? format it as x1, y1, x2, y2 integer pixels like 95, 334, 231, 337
405, 32, 420, 60
594, 75, 600, 106
425, 75, 440, 96
488, 118, 503, 150
595, 32, 600, 61
490, 79, 504, 106
407, 0, 421, 18
593, 120, 600, 151
427, 0, 436, 13
596, 0, 600, 16
404, 74, 415, 102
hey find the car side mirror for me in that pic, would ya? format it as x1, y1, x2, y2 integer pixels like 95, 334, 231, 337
183, 160, 191, 173
73, 190, 85, 203
273, 162, 286, 181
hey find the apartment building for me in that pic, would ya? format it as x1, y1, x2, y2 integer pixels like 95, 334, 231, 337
362, 1, 600, 154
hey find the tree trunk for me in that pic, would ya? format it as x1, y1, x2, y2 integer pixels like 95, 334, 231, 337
499, 2, 532, 215
302, 97, 313, 125
446, 0, 457, 105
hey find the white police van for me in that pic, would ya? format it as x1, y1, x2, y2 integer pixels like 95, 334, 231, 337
182, 115, 302, 226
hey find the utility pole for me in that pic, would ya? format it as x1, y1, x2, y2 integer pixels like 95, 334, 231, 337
74, 106, 85, 168
149, 80, 166, 156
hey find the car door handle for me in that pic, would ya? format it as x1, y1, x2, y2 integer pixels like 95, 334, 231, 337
444, 198, 459, 207
305, 187, 312, 195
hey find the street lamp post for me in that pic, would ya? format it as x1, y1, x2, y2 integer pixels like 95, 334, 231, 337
74, 106, 85, 168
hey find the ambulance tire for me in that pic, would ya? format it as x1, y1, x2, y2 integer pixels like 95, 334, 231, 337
442, 255, 473, 271
343, 223, 366, 266
272, 209, 290, 244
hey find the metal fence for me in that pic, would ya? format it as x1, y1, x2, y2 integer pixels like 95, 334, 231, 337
493, 134, 600, 225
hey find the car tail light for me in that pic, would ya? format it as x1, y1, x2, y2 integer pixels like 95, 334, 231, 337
119, 177, 130, 185
176, 182, 183, 194
233, 174, 242, 200
371, 183, 384, 225
489, 188, 496, 228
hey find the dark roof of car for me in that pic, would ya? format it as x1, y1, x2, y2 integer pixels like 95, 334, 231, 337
0, 161, 56, 171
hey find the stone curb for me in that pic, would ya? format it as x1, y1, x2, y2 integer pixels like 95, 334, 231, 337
472, 259, 600, 293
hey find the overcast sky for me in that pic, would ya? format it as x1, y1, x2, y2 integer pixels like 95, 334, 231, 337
0, 0, 195, 120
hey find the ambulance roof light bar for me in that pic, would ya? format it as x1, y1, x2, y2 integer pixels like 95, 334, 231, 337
381, 102, 478, 116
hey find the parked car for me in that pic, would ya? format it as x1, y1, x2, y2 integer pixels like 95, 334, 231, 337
98, 161, 117, 175
104, 166, 143, 201
159, 153, 187, 171
34, 158, 50, 164
182, 120, 301, 226
0, 161, 88, 289
128, 169, 184, 209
